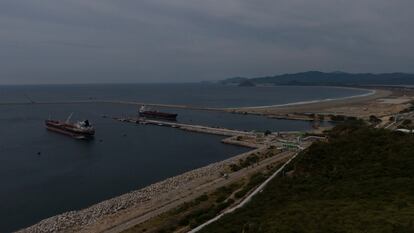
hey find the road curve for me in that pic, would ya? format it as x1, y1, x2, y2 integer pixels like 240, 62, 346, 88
188, 151, 300, 233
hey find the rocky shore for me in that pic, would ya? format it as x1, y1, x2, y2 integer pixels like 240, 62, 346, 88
17, 147, 262, 233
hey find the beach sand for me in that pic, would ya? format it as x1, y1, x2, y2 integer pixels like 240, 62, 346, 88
229, 89, 391, 115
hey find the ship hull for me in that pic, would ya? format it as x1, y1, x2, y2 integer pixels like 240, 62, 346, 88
139, 111, 177, 121
45, 120, 94, 139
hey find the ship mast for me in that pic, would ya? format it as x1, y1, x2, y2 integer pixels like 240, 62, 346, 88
66, 113, 74, 123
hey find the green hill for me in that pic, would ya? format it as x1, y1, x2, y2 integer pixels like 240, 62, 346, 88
220, 71, 414, 86
200, 124, 414, 233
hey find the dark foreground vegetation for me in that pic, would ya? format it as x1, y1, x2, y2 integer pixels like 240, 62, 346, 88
200, 123, 414, 233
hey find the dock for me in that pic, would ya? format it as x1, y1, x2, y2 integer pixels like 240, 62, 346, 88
114, 117, 251, 137
113, 117, 308, 151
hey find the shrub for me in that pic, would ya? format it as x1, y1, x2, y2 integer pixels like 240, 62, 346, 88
199, 124, 414, 233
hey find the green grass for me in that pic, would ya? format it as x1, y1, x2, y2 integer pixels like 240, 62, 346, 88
200, 124, 414, 233
122, 181, 246, 233
229, 154, 260, 172
234, 172, 267, 199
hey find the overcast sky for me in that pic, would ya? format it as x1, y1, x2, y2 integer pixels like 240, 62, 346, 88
0, 0, 413, 84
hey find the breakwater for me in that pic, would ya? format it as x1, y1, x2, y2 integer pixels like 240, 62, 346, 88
17, 146, 264, 233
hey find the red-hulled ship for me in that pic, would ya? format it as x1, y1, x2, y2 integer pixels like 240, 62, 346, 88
45, 113, 95, 139
139, 106, 177, 121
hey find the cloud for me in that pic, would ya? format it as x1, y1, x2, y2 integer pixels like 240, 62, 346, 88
0, 0, 413, 84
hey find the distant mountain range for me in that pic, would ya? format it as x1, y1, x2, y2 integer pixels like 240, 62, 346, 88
220, 71, 414, 86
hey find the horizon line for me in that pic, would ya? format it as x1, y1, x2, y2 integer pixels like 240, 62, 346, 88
2, 70, 414, 86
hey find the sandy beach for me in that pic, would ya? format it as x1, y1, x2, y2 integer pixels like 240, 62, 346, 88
227, 87, 414, 124
229, 88, 391, 114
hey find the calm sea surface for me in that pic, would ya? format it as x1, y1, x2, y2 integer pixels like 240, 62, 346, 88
0, 84, 368, 232
0, 83, 367, 107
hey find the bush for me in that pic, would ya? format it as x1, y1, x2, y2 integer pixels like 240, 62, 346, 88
235, 173, 267, 199
200, 125, 414, 233
194, 194, 208, 204
229, 155, 260, 172
229, 164, 241, 172
369, 115, 382, 124
330, 115, 346, 121
402, 119, 412, 126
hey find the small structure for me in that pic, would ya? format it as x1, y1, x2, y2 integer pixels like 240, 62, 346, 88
396, 128, 413, 134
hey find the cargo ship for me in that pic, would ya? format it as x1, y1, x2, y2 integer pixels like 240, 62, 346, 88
45, 113, 95, 139
139, 106, 177, 121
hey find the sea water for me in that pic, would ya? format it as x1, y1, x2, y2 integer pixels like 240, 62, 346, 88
0, 84, 369, 232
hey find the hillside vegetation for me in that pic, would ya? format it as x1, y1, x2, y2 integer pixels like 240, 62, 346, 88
200, 124, 414, 233
221, 71, 414, 86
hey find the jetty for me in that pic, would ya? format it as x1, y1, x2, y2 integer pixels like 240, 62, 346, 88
114, 117, 252, 137
113, 117, 307, 151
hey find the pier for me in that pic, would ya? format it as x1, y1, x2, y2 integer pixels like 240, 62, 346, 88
0, 100, 225, 112
113, 116, 308, 151
114, 117, 252, 137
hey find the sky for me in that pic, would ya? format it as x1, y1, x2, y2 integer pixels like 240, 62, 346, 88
0, 0, 413, 84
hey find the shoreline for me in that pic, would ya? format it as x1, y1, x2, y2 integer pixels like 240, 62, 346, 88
16, 122, 303, 233
0, 85, 377, 110
16, 145, 265, 233
232, 88, 376, 110
230, 88, 393, 116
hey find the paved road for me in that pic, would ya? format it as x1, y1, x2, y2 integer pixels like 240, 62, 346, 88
188, 151, 299, 233
384, 112, 414, 130
98, 151, 294, 233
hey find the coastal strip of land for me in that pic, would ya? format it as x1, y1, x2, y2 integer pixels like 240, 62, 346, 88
1, 86, 405, 124
230, 89, 390, 114
228, 86, 378, 110
0, 86, 386, 115
0, 100, 224, 112
230, 87, 414, 126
